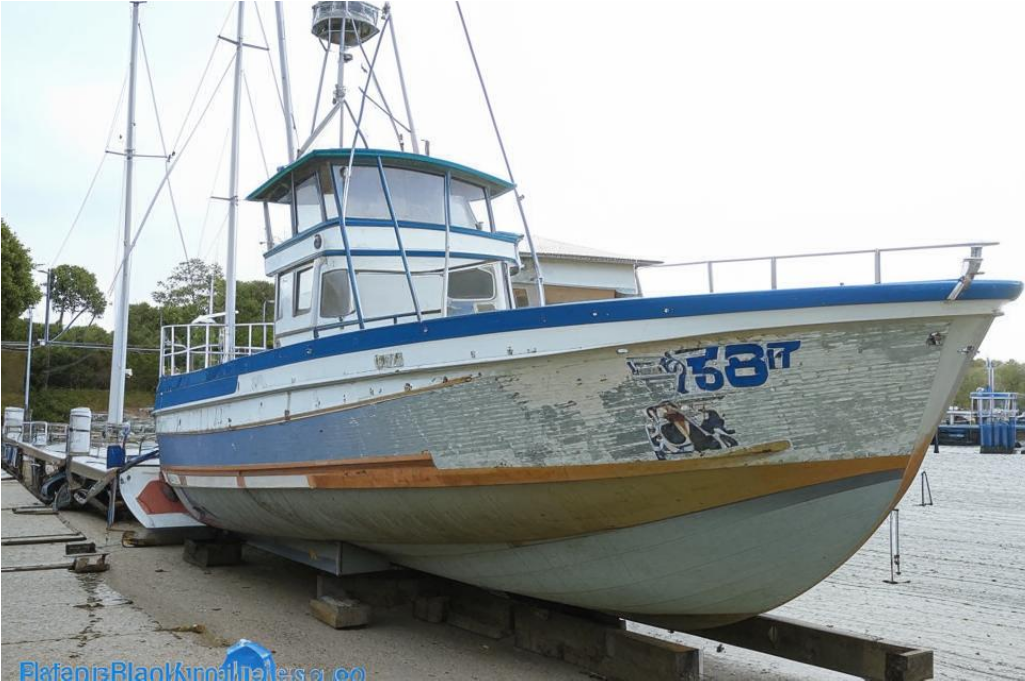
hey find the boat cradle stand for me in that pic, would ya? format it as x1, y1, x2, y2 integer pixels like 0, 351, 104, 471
309, 565, 933, 681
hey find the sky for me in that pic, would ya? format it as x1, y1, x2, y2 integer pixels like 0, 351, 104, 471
1, 1, 1022, 359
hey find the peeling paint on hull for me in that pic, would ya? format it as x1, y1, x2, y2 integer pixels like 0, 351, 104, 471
156, 298, 1001, 616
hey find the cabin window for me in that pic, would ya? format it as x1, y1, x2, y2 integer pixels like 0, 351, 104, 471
295, 174, 324, 231
340, 166, 389, 219
320, 268, 353, 318
448, 267, 496, 301
388, 169, 445, 223
320, 167, 339, 220
294, 267, 314, 314
450, 180, 487, 230
276, 272, 293, 320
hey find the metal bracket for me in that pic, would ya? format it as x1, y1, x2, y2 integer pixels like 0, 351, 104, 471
946, 246, 985, 300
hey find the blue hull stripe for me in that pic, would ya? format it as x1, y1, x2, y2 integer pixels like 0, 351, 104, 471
154, 279, 1023, 410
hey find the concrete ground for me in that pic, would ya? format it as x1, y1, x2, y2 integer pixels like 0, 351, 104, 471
3, 446, 1023, 680
1, 478, 579, 681
634, 446, 1025, 680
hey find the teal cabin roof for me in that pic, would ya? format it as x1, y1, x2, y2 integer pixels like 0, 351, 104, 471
246, 148, 516, 202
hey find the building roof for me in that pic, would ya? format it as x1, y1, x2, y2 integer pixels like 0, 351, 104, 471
520, 236, 662, 266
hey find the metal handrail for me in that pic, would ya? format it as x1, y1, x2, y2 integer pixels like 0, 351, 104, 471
160, 321, 274, 377
645, 241, 998, 296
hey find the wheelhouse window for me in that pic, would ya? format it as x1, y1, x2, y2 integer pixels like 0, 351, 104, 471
447, 266, 497, 316
320, 268, 352, 318
294, 174, 324, 231
336, 165, 444, 224
294, 267, 314, 314
449, 180, 488, 230
276, 272, 293, 320
320, 166, 339, 220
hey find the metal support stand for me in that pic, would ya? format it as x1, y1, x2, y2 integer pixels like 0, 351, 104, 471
918, 471, 933, 507
884, 508, 909, 584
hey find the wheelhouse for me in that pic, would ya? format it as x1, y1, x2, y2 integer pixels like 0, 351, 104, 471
250, 149, 524, 346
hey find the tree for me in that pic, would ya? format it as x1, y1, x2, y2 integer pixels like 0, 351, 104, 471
952, 358, 1025, 408
1, 220, 42, 336
50, 264, 107, 328
152, 259, 223, 322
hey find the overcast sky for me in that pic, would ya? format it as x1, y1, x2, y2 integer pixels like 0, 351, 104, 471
1, 1, 1022, 359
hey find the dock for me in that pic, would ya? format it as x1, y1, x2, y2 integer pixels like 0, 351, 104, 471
3, 445, 1022, 680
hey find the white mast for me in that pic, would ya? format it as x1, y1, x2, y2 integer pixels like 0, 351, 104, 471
224, 1, 245, 360
107, 1, 142, 425
274, 1, 296, 163
386, 5, 419, 155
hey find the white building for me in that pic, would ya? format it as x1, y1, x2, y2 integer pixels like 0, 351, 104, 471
512, 236, 661, 307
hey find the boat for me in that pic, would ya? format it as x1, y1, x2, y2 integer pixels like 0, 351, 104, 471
152, 2, 1022, 628
936, 360, 1023, 451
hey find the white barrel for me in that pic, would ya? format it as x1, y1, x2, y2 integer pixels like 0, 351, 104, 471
3, 407, 24, 441
68, 407, 92, 455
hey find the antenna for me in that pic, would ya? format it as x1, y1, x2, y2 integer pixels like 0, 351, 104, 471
311, 2, 381, 147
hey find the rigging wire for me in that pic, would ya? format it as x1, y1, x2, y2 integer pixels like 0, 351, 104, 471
139, 23, 192, 275
454, 1, 546, 305
169, 2, 235, 153
253, 1, 297, 146
196, 129, 231, 258
49, 69, 129, 267
243, 71, 270, 178
105, 53, 238, 298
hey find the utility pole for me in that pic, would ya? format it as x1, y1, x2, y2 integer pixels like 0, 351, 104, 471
23, 307, 34, 419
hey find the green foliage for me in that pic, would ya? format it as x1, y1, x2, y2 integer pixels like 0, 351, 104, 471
1, 220, 42, 336
952, 359, 1025, 408
152, 259, 223, 323
50, 264, 106, 327
12, 256, 272, 417
36, 324, 113, 390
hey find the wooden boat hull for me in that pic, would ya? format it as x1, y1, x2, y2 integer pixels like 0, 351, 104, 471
153, 281, 1021, 617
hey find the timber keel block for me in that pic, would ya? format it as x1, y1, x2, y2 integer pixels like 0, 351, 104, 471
310, 595, 372, 629
183, 538, 242, 567
512, 603, 700, 681
681, 614, 934, 681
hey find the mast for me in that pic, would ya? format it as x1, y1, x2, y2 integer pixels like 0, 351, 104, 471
107, 1, 142, 425
386, 5, 419, 155
224, 1, 245, 361
274, 1, 296, 163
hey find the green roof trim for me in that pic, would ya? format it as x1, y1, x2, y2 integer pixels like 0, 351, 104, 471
245, 148, 516, 202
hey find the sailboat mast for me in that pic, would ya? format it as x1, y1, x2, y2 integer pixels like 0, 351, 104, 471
107, 1, 142, 426
224, 2, 245, 361
274, 1, 297, 163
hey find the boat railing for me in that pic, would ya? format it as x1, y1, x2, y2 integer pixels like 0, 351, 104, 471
646, 241, 997, 299
160, 322, 274, 377
17, 421, 68, 448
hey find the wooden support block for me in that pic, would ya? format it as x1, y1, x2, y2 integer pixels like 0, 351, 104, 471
309, 595, 371, 629
886, 649, 934, 681
445, 584, 513, 639
183, 538, 242, 567
66, 541, 97, 555
317, 571, 422, 608
513, 603, 617, 668
664, 614, 933, 681
413, 595, 449, 623
601, 630, 702, 681
71, 552, 110, 573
